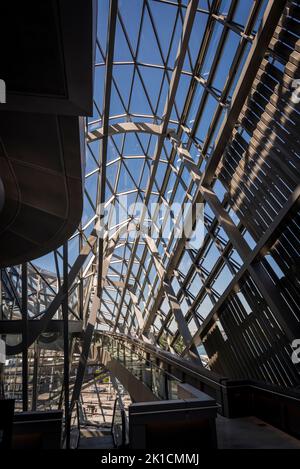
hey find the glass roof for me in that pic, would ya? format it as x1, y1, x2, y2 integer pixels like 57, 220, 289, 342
9, 0, 269, 356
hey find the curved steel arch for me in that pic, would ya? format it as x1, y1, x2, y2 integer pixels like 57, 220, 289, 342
87, 121, 175, 143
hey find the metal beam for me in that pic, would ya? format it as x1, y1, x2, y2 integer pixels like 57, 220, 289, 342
87, 122, 174, 142
0, 319, 83, 335
62, 242, 70, 449
201, 0, 287, 186
142, 0, 287, 334
112, 0, 199, 332
5, 220, 100, 355
201, 184, 298, 341
188, 185, 300, 352
144, 234, 201, 361
71, 0, 118, 410
21, 263, 28, 411
31, 345, 39, 411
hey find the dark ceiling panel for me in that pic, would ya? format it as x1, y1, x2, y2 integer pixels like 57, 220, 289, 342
0, 1, 66, 97
0, 0, 97, 115
0, 112, 84, 267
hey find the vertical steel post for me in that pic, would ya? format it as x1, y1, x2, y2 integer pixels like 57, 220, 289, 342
21, 263, 28, 411
63, 242, 70, 449
31, 344, 39, 411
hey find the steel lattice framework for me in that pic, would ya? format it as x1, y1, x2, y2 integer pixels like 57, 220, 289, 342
1, 0, 300, 426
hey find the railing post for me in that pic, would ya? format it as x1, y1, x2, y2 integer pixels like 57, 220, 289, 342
21, 263, 28, 411
63, 242, 70, 449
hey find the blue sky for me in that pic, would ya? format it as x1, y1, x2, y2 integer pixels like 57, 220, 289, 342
30, 0, 284, 338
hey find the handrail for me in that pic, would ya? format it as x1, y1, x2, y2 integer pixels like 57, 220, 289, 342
97, 333, 300, 439
100, 331, 223, 386
99, 333, 182, 400
110, 337, 181, 383
98, 331, 300, 405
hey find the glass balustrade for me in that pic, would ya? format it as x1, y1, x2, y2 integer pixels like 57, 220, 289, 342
99, 335, 180, 400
